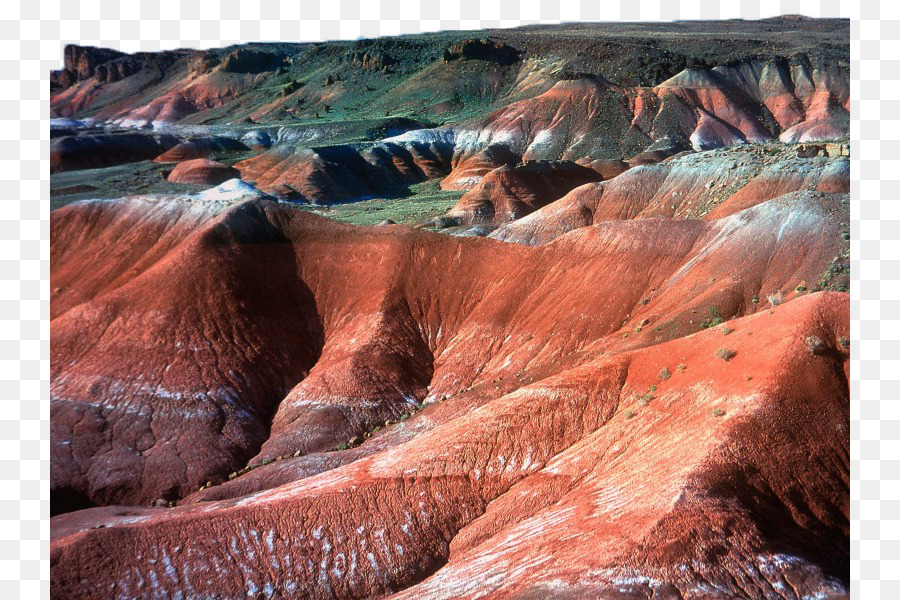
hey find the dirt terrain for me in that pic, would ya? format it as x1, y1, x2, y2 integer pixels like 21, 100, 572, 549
50, 18, 849, 600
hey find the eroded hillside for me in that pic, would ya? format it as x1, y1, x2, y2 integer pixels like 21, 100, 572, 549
50, 18, 849, 600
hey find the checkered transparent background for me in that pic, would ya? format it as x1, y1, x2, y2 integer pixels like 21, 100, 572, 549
6, 0, 876, 597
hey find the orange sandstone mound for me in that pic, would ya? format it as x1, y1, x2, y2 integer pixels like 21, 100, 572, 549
166, 158, 240, 185
446, 160, 602, 224
153, 136, 249, 163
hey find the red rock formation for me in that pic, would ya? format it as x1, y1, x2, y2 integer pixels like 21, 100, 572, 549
491, 145, 849, 245
52, 186, 847, 510
442, 56, 848, 185
51, 283, 849, 598
154, 136, 249, 163
166, 158, 241, 185
446, 161, 602, 224
50, 133, 180, 173
440, 144, 519, 190
234, 141, 453, 202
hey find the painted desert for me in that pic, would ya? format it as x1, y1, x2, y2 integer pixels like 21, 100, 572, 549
50, 17, 850, 599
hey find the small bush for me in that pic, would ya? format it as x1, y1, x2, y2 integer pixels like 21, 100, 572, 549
767, 291, 783, 307
659, 368, 671, 380
839, 337, 850, 349
712, 408, 726, 417
722, 327, 734, 336
805, 335, 827, 356
639, 394, 653, 406
716, 348, 737, 362
796, 285, 807, 292
701, 307, 724, 329
624, 409, 636, 419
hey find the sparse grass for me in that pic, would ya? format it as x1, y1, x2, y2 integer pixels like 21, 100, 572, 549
639, 394, 654, 406
658, 368, 671, 380
676, 363, 687, 372
716, 348, 737, 362
302, 179, 464, 226
701, 307, 724, 329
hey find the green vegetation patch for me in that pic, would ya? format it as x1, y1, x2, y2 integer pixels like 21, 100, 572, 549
300, 179, 464, 226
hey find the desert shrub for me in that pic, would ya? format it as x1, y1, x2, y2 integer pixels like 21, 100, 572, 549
716, 348, 737, 362
701, 307, 724, 328
767, 291, 783, 307
624, 409, 636, 419
659, 368, 671, 380
712, 408, 726, 417
839, 337, 850, 349
805, 335, 827, 356
722, 326, 734, 336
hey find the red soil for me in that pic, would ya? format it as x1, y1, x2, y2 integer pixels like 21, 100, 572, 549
51, 271, 849, 597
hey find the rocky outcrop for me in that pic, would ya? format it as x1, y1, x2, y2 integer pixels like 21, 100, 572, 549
166, 158, 240, 185
220, 48, 288, 74
343, 50, 395, 71
51, 45, 126, 89
443, 38, 521, 65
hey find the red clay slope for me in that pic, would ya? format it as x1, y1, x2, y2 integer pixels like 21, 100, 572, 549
491, 144, 849, 245
51, 290, 849, 598
446, 160, 602, 224
52, 189, 847, 513
233, 140, 453, 201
